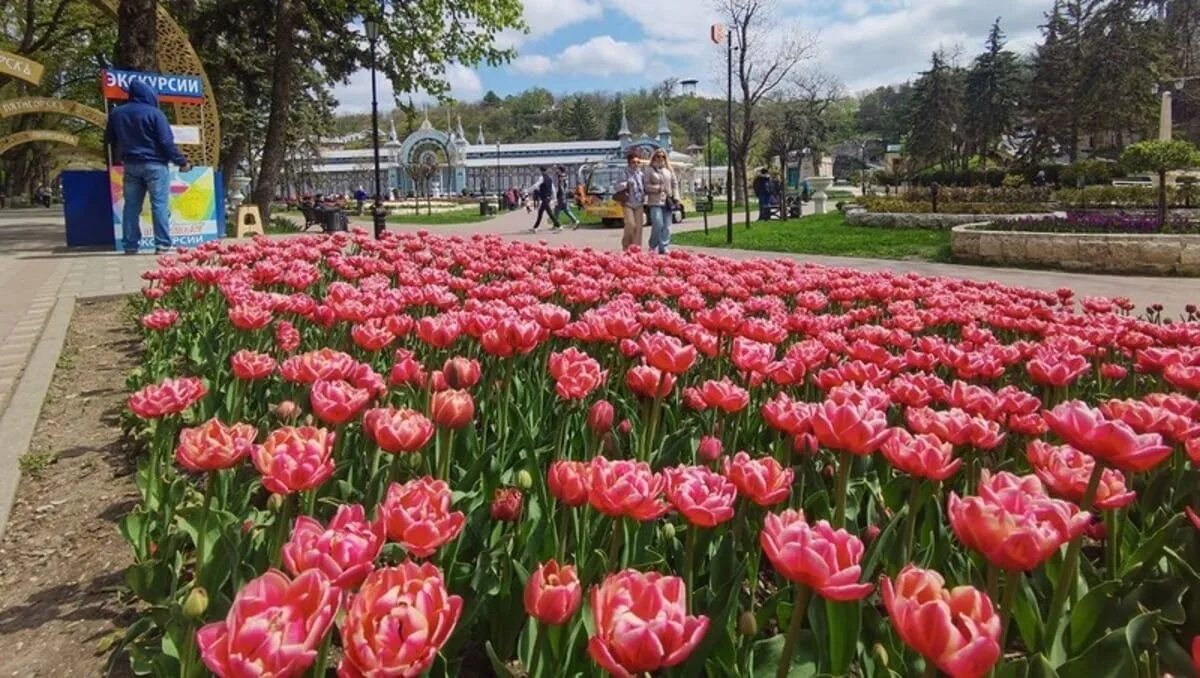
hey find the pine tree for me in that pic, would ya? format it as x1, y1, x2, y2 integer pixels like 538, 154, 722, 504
1080, 0, 1160, 151
964, 19, 1022, 170
1028, 0, 1077, 162
906, 50, 963, 169
605, 96, 624, 139
559, 96, 598, 140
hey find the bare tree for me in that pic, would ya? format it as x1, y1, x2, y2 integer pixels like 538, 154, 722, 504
716, 0, 817, 223
762, 71, 842, 218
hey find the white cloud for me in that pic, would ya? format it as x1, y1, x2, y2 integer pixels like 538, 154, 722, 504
512, 55, 554, 76
515, 35, 647, 78
600, 0, 721, 42
496, 0, 605, 49
333, 62, 486, 112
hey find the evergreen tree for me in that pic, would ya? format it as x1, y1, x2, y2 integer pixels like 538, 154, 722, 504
558, 96, 598, 140
1080, 0, 1160, 151
964, 19, 1022, 169
1028, 0, 1077, 162
906, 50, 963, 170
605, 96, 624, 139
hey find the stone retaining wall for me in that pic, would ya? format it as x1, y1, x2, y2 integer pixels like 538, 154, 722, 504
951, 223, 1200, 275
845, 210, 1049, 229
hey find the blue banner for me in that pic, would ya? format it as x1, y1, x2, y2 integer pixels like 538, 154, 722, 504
101, 69, 205, 104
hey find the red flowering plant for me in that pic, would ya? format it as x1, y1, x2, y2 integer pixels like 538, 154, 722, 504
117, 229, 1200, 676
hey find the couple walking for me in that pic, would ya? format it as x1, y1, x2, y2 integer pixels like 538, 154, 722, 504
526, 165, 579, 232
615, 148, 678, 254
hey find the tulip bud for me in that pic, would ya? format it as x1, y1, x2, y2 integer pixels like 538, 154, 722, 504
183, 587, 209, 619
738, 610, 758, 636
661, 523, 676, 541
697, 436, 723, 463
267, 493, 286, 512
601, 432, 619, 456
303, 413, 315, 426
871, 643, 889, 667
587, 400, 615, 434
516, 469, 533, 490
618, 419, 632, 435
822, 464, 835, 479
864, 524, 881, 545
274, 400, 299, 420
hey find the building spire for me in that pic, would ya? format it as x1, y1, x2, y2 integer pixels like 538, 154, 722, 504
387, 117, 399, 145
476, 124, 485, 145
419, 105, 432, 131
455, 115, 467, 141
657, 101, 671, 135
618, 101, 631, 138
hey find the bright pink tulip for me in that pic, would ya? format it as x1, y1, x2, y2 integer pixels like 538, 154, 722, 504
197, 569, 338, 678
587, 456, 668, 520
587, 569, 709, 678
490, 487, 523, 522
947, 471, 1090, 571
665, 465, 737, 527
228, 304, 273, 331
625, 364, 676, 399
430, 388, 475, 429
524, 559, 583, 625
697, 378, 750, 413
338, 561, 462, 677
759, 509, 873, 600
442, 356, 482, 389
722, 451, 793, 507
141, 308, 178, 330
1025, 440, 1136, 510
378, 477, 465, 558
1044, 401, 1172, 472
309, 379, 371, 425
548, 460, 591, 506
128, 376, 207, 419
697, 435, 723, 462
809, 400, 890, 455
251, 426, 335, 495
881, 565, 1001, 678
363, 406, 434, 454
175, 418, 257, 472
880, 428, 961, 481
230, 349, 277, 381
638, 332, 697, 374
281, 504, 385, 590
587, 399, 615, 433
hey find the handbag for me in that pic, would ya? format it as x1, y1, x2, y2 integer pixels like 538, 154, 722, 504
613, 189, 629, 205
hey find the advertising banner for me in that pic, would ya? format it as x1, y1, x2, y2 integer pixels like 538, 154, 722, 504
101, 69, 205, 104
110, 165, 221, 251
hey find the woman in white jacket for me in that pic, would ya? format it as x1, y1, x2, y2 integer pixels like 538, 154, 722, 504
613, 150, 646, 250
643, 148, 678, 254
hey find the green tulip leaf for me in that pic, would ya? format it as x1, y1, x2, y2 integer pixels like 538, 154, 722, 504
750, 632, 818, 678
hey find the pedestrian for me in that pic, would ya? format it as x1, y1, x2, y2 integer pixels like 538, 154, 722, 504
525, 165, 560, 232
553, 165, 580, 229
614, 150, 645, 250
753, 168, 771, 221
104, 80, 190, 254
644, 148, 678, 254
354, 186, 368, 214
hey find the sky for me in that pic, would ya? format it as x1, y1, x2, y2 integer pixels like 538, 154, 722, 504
332, 0, 1053, 114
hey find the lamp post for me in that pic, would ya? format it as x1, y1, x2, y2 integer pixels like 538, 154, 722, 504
365, 15, 385, 239
726, 28, 735, 245
705, 111, 713, 235
495, 140, 502, 212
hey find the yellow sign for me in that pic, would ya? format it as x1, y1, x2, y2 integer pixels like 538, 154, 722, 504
0, 97, 106, 128
0, 50, 44, 85
0, 130, 79, 156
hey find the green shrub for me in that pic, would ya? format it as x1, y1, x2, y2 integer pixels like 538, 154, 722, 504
858, 196, 1050, 214
1059, 159, 1120, 187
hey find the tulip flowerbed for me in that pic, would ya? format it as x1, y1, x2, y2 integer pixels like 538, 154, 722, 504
118, 229, 1200, 678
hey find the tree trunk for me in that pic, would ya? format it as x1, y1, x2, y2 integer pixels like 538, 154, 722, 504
1159, 169, 1168, 227
251, 0, 297, 220
116, 0, 157, 70
779, 154, 788, 222
220, 136, 246, 193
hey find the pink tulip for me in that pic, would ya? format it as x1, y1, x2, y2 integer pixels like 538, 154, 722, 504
281, 504, 385, 590
809, 400, 890, 455
587, 456, 668, 521
879, 428, 961, 481
524, 559, 583, 625
175, 418, 257, 472
1025, 440, 1136, 510
251, 426, 335, 495
587, 569, 709, 678
309, 379, 371, 426
665, 464, 737, 527
197, 569, 338, 678
1044, 401, 1172, 472
760, 509, 873, 601
722, 452, 793, 507
882, 565, 1001, 678
378, 477, 466, 558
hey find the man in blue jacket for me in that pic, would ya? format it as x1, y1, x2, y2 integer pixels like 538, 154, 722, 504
104, 80, 190, 253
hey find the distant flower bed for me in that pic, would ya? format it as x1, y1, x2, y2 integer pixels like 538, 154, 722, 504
859, 196, 1051, 214
992, 212, 1200, 235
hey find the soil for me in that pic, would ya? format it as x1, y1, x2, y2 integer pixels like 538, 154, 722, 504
0, 296, 140, 677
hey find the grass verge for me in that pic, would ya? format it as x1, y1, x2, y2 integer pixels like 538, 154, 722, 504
673, 211, 952, 262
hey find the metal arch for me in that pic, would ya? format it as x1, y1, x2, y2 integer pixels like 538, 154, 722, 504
86, 0, 220, 166
398, 129, 453, 167
0, 130, 79, 155
0, 97, 108, 128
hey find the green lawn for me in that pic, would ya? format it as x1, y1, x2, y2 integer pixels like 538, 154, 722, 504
385, 207, 495, 225
673, 211, 952, 262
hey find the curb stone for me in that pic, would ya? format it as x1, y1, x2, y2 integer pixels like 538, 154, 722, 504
0, 295, 75, 541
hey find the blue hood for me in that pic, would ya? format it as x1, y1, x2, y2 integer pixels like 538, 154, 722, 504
128, 80, 158, 105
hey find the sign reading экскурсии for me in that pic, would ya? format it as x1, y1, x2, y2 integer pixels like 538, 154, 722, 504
100, 69, 205, 105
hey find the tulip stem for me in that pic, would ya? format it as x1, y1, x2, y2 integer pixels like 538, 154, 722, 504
270, 494, 294, 569
833, 457, 852, 529
684, 524, 697, 608
529, 622, 548, 678
1105, 509, 1120, 576
902, 479, 921, 564
776, 584, 811, 678
1043, 461, 1105, 650
193, 472, 216, 587
999, 569, 1020, 652
312, 630, 332, 677
608, 518, 625, 568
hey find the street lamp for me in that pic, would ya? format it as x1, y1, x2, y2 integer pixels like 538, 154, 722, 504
705, 111, 713, 235
495, 140, 502, 212
365, 14, 386, 238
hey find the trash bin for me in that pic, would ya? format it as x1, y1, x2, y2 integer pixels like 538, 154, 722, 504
479, 199, 495, 216
320, 207, 347, 233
